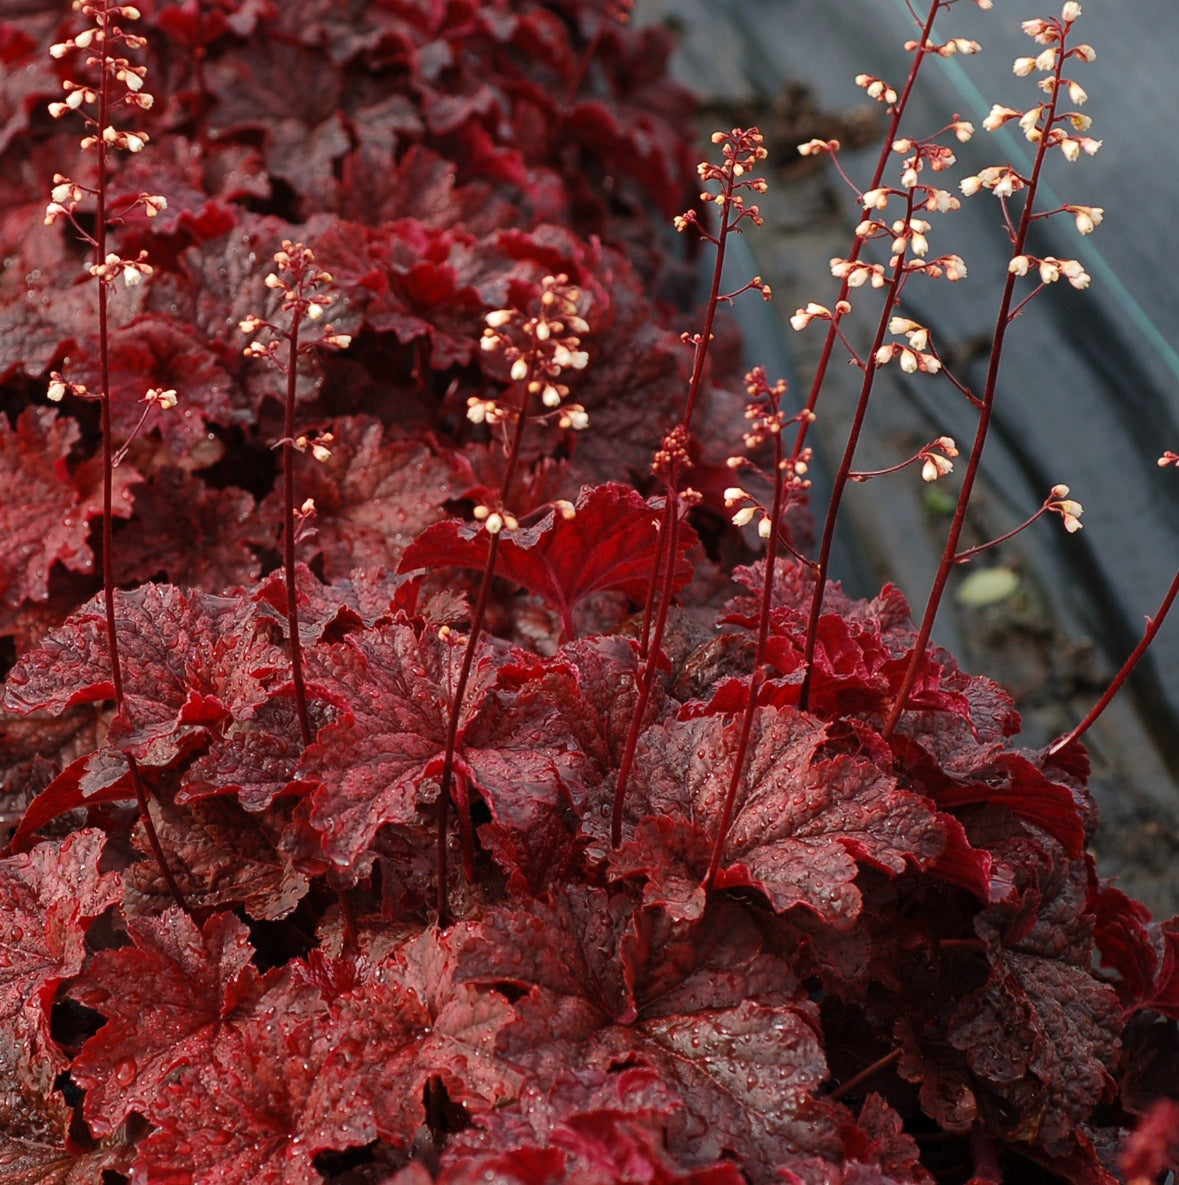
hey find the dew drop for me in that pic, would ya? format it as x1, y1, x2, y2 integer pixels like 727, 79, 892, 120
115, 1058, 137, 1086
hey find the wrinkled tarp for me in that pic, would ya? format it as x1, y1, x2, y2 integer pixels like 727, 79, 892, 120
635, 0, 1179, 903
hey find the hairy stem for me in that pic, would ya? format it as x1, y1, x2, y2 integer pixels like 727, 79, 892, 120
881, 45, 1067, 740
282, 321, 313, 748
704, 405, 788, 888
1048, 568, 1179, 757
790, 0, 943, 462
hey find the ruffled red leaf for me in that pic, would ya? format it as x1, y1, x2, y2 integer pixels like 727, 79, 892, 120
260, 416, 470, 580
945, 949, 1122, 1156
123, 796, 310, 920
113, 470, 264, 590
69, 908, 262, 1135
0, 831, 121, 1067
401, 483, 696, 640
0, 407, 137, 608
607, 707, 945, 926
3, 584, 281, 766
460, 891, 842, 1182
298, 621, 576, 868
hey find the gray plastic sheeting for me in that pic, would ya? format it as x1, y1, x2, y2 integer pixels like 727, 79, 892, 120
633, 0, 1179, 902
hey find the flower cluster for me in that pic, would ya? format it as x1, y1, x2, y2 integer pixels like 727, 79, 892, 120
474, 274, 592, 532
919, 436, 959, 482
477, 274, 591, 427
1008, 252, 1091, 289
44, 2, 166, 231
239, 241, 351, 363
963, 1, 1101, 187
875, 316, 943, 374
723, 369, 813, 539
674, 128, 769, 242
1046, 482, 1084, 532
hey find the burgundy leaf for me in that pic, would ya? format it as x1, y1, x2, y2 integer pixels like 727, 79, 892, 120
133, 1010, 377, 1181
66, 313, 237, 456
0, 831, 121, 1067
298, 621, 574, 868
259, 415, 470, 580
0, 407, 136, 608
123, 796, 310, 920
460, 890, 841, 1184
607, 707, 945, 926
401, 483, 697, 640
946, 948, 1122, 1157
69, 908, 262, 1135
113, 471, 264, 591
181, 687, 341, 812
3, 584, 282, 765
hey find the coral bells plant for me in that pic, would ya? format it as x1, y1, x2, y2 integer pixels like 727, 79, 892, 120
2, 1, 1179, 1183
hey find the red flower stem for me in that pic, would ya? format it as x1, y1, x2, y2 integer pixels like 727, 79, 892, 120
434, 378, 534, 924
799, 234, 911, 712
640, 181, 736, 658
1048, 567, 1179, 757
704, 412, 787, 889
282, 322, 313, 748
952, 507, 1048, 562
616, 168, 742, 846
881, 42, 1068, 740
790, 0, 943, 462
93, 5, 189, 914
611, 506, 681, 848
433, 529, 499, 927
828, 1046, 902, 1102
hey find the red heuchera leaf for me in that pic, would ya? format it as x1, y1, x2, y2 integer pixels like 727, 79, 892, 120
260, 416, 470, 580
66, 313, 237, 455
0, 1058, 135, 1185
204, 37, 347, 196
1091, 883, 1179, 1019
112, 470, 264, 590
843, 1093, 935, 1185
606, 707, 945, 927
333, 144, 515, 233
386, 927, 522, 1123
0, 407, 136, 607
314, 218, 488, 368
447, 1065, 747, 1185
460, 891, 843, 1184
401, 483, 697, 641
131, 932, 516, 1175
123, 796, 310, 920
298, 621, 576, 868
946, 948, 1122, 1156
3, 584, 282, 765
132, 1009, 378, 1180
0, 830, 121, 1067
251, 563, 432, 648
181, 687, 340, 811
68, 908, 262, 1135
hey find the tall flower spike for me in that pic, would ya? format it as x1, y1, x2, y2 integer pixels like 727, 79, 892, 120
41, 0, 190, 912
238, 240, 350, 748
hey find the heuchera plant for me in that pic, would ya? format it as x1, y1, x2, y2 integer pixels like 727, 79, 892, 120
1, 0, 1178, 1182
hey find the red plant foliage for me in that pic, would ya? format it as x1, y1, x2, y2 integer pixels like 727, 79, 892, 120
0, 2, 1176, 1183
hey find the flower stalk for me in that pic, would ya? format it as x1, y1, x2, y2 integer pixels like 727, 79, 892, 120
881, 4, 1094, 737
435, 276, 590, 922
611, 128, 771, 848
239, 242, 350, 748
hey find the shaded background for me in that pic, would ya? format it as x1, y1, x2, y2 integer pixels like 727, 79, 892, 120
635, 0, 1179, 913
